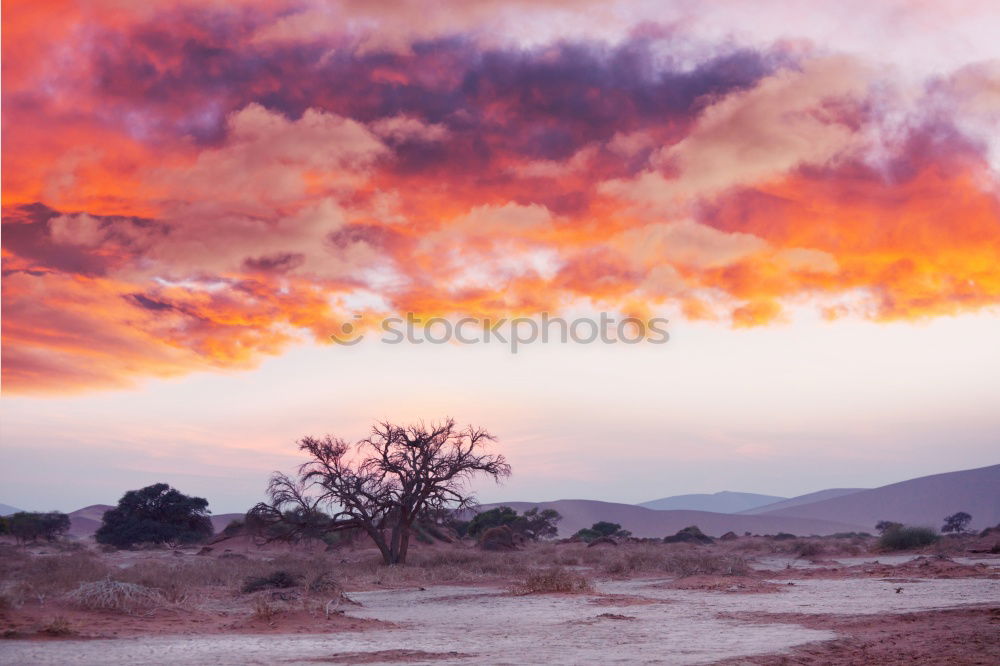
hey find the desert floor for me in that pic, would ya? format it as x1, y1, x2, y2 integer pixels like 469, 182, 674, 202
1, 535, 998, 664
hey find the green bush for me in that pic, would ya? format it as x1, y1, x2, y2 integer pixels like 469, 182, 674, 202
574, 521, 629, 542
878, 525, 939, 550
96, 483, 212, 549
8, 512, 71, 543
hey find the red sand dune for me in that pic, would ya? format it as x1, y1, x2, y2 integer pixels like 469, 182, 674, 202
752, 465, 1000, 530
478, 499, 868, 537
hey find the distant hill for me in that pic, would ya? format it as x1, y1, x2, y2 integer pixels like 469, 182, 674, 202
639, 491, 786, 513
753, 464, 1000, 530
0, 503, 23, 516
477, 499, 867, 537
739, 488, 866, 515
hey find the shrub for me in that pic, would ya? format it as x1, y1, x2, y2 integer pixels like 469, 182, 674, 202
7, 512, 71, 543
876, 520, 903, 535
663, 526, 713, 545
573, 521, 629, 542
509, 567, 593, 595
39, 617, 74, 636
96, 483, 213, 549
67, 580, 164, 615
794, 541, 824, 558
241, 570, 300, 594
221, 519, 245, 537
878, 525, 939, 550
664, 553, 749, 576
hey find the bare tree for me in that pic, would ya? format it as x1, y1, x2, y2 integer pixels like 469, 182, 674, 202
249, 419, 510, 564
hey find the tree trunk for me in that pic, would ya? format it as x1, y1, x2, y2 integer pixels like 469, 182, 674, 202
397, 525, 412, 564
365, 525, 393, 565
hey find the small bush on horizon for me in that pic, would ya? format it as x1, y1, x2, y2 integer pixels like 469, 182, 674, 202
878, 525, 939, 550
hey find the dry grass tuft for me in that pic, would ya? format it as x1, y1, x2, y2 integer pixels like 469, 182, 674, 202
251, 595, 279, 622
509, 567, 593, 595
38, 616, 74, 636
67, 579, 165, 616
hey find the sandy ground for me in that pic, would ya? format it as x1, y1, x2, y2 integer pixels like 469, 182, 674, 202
2, 565, 998, 665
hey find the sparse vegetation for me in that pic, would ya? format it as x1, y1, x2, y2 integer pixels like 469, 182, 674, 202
39, 616, 74, 636
509, 567, 593, 595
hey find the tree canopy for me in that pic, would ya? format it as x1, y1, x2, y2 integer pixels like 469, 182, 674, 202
941, 511, 972, 534
95, 483, 213, 548
466, 506, 561, 540
7, 512, 70, 543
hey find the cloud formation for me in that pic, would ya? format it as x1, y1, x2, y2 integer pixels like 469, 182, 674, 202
3, 0, 999, 392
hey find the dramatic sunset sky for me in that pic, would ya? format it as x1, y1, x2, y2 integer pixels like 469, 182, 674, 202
2, 1, 999, 512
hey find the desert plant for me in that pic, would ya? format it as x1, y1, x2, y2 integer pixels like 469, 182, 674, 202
221, 519, 245, 537
96, 483, 213, 548
509, 567, 593, 595
875, 520, 903, 535
241, 570, 300, 594
39, 617, 74, 636
574, 521, 629, 542
67, 579, 164, 615
252, 596, 278, 622
793, 540, 824, 558
878, 525, 939, 550
663, 526, 713, 545
466, 506, 562, 540
941, 512, 972, 534
664, 552, 749, 576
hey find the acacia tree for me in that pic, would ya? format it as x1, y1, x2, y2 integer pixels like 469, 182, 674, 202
942, 511, 972, 534
250, 419, 510, 564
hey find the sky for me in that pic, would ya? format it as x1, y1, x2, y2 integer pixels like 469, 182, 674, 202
2, 0, 999, 513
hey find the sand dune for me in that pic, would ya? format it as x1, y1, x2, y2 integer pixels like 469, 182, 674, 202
739, 489, 866, 515
210, 513, 245, 534
67, 505, 114, 537
478, 499, 867, 537
639, 491, 786, 513
753, 465, 1000, 530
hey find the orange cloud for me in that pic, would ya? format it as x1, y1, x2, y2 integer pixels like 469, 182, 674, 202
3, 1, 999, 393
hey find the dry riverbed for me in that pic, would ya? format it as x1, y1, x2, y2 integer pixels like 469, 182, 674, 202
1, 541, 998, 664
